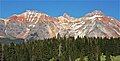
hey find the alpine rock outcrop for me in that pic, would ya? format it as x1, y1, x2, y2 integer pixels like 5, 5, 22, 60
0, 10, 120, 40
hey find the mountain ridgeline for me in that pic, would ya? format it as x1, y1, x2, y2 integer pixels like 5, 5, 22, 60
0, 10, 120, 61
0, 10, 120, 40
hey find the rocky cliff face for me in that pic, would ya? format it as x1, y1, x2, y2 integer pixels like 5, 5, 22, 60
0, 10, 120, 40
68, 10, 120, 38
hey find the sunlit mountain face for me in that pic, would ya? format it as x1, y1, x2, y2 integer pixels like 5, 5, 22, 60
0, 10, 120, 40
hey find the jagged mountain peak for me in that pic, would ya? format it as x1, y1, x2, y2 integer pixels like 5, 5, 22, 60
0, 10, 120, 40
63, 13, 70, 17
92, 10, 103, 14
24, 10, 45, 15
7, 10, 54, 23
23, 10, 49, 17
85, 10, 104, 17
62, 13, 75, 20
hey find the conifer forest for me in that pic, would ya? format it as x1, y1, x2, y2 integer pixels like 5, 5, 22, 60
0, 36, 120, 61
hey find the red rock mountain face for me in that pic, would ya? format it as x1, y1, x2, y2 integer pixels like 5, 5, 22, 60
0, 10, 120, 40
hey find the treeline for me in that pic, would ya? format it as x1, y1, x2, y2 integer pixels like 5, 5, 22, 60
0, 36, 120, 61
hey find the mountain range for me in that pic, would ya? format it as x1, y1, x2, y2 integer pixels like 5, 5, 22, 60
0, 10, 120, 40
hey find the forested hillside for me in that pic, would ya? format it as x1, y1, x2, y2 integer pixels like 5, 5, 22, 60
0, 36, 120, 61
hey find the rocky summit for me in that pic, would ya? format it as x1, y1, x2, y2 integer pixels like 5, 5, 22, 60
0, 10, 120, 40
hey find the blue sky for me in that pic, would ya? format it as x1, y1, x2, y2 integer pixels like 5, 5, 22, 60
0, 0, 119, 20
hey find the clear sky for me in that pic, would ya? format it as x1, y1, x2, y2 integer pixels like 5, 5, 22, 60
0, 0, 119, 20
